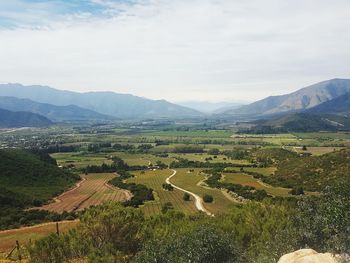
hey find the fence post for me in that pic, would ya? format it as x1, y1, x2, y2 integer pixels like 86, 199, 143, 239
16, 240, 22, 261
56, 222, 60, 236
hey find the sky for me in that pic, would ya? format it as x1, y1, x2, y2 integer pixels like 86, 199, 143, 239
0, 0, 349, 103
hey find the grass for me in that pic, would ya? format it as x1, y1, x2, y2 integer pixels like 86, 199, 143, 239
286, 146, 345, 156
144, 130, 234, 138
51, 152, 113, 169
170, 168, 237, 215
127, 169, 197, 215
222, 172, 291, 197
226, 167, 276, 176
0, 221, 78, 253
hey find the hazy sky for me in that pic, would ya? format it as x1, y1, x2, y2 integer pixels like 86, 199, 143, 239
0, 0, 349, 102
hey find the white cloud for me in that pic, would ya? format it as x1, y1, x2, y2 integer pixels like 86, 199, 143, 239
0, 0, 349, 102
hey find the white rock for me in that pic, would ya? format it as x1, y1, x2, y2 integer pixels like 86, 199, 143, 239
278, 249, 340, 263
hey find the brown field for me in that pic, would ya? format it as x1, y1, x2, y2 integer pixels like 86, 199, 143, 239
0, 221, 78, 254
37, 173, 131, 213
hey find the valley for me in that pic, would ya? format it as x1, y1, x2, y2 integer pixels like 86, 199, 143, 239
0, 80, 350, 262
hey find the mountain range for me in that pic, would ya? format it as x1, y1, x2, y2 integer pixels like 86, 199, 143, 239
0, 96, 113, 122
1, 79, 350, 130
0, 84, 202, 119
0, 108, 52, 128
223, 79, 350, 117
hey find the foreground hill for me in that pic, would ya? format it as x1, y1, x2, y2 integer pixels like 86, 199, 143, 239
0, 149, 79, 205
0, 149, 79, 229
224, 79, 350, 117
0, 108, 52, 128
0, 96, 113, 122
265, 148, 350, 191
0, 84, 203, 119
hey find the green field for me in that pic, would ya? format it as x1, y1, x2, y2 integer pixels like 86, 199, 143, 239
222, 172, 291, 197
127, 169, 197, 215
170, 169, 237, 215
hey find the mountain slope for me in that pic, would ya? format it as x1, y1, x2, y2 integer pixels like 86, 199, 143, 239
177, 101, 245, 113
0, 149, 79, 204
0, 96, 113, 121
240, 113, 350, 133
306, 92, 350, 115
224, 79, 350, 117
0, 108, 52, 128
0, 84, 203, 119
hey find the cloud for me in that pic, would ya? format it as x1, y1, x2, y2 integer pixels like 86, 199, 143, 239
0, 0, 349, 102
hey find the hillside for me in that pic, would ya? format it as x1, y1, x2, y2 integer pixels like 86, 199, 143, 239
0, 108, 52, 128
239, 113, 350, 133
0, 96, 113, 121
0, 149, 79, 229
306, 92, 350, 115
0, 84, 203, 119
223, 79, 350, 117
268, 148, 350, 191
0, 149, 79, 204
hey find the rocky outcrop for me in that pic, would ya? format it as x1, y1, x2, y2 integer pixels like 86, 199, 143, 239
278, 249, 340, 263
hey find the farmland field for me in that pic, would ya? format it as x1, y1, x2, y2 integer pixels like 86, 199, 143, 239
0, 221, 78, 254
169, 168, 237, 215
222, 172, 291, 197
37, 173, 131, 213
127, 169, 197, 215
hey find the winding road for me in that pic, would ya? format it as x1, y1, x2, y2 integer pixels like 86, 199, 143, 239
166, 169, 213, 216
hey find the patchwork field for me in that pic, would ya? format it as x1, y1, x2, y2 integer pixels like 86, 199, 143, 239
222, 172, 291, 197
170, 169, 237, 215
37, 173, 131, 213
127, 169, 197, 215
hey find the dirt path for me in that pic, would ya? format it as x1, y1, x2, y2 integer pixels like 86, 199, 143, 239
166, 169, 213, 216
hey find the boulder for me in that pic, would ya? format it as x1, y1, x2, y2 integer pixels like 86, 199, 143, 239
278, 249, 340, 263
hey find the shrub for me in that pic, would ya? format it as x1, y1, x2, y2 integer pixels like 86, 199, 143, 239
183, 193, 191, 201
203, 195, 214, 203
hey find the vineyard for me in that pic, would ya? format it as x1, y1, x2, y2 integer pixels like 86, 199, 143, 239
127, 169, 197, 215
38, 173, 131, 213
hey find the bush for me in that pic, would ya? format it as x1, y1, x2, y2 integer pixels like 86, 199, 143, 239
203, 195, 214, 203
183, 193, 191, 201
161, 202, 174, 213
134, 225, 245, 263
162, 183, 174, 191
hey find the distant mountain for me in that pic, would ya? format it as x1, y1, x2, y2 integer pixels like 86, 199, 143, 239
177, 101, 246, 113
0, 108, 52, 128
240, 113, 350, 133
223, 79, 350, 117
306, 92, 350, 115
0, 96, 113, 122
0, 84, 203, 119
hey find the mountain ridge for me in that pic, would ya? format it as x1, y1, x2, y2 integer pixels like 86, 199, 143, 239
223, 79, 350, 117
0, 96, 113, 122
0, 84, 203, 119
0, 108, 52, 128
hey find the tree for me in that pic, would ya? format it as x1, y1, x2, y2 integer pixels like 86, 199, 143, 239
302, 145, 307, 151
208, 148, 220, 155
183, 193, 190, 201
203, 195, 214, 203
